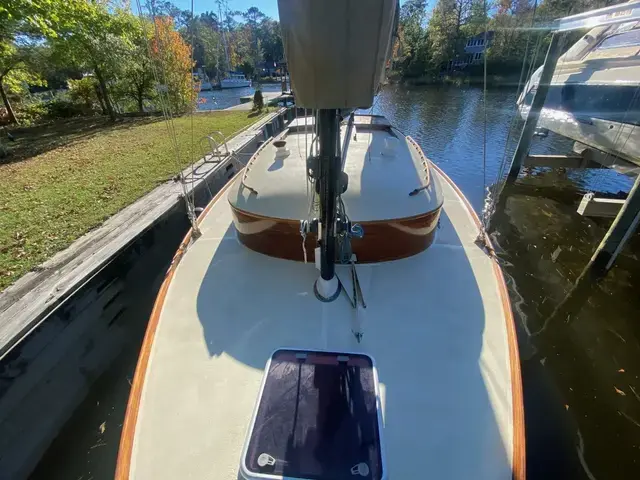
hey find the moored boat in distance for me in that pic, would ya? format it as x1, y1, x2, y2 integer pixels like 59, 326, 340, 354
518, 20, 640, 167
116, 1, 525, 479
221, 72, 252, 88
193, 68, 213, 91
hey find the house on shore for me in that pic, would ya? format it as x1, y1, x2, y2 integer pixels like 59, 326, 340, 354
448, 31, 495, 70
256, 60, 287, 78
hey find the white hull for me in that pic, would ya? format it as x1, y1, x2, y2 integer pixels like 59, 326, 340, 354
518, 23, 640, 166
221, 78, 252, 88
519, 104, 640, 167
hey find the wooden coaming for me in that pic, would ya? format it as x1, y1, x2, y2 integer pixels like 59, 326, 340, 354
230, 204, 442, 263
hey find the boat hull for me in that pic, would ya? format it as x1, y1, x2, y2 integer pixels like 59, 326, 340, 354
517, 24, 640, 166
220, 79, 252, 88
518, 103, 640, 167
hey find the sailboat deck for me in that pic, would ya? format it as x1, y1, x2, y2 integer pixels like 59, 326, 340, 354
120, 167, 523, 480
230, 117, 441, 222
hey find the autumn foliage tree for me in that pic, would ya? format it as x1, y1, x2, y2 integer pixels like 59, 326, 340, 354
150, 17, 196, 114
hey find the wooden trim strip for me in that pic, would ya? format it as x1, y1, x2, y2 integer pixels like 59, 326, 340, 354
429, 161, 526, 480
230, 204, 442, 263
115, 172, 243, 480
228, 203, 443, 226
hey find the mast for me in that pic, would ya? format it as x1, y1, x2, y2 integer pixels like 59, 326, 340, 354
277, 0, 397, 301
314, 109, 341, 300
217, 0, 230, 70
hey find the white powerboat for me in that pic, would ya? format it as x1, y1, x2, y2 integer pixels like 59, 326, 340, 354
518, 21, 640, 166
116, 1, 525, 479
221, 72, 252, 89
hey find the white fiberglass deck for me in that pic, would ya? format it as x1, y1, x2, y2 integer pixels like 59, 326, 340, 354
231, 120, 441, 221
125, 169, 519, 479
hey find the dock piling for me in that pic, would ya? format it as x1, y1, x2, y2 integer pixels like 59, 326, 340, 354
507, 33, 562, 181
588, 173, 640, 274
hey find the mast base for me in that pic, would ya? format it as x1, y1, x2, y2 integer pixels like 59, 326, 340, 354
314, 276, 340, 302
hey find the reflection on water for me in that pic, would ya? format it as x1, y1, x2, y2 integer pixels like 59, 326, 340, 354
32, 85, 640, 480
490, 177, 640, 480
197, 83, 282, 111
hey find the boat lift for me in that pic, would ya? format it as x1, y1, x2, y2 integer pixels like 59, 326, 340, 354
504, 0, 640, 277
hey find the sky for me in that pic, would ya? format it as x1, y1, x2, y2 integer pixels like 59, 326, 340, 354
165, 0, 410, 21
169, 0, 281, 20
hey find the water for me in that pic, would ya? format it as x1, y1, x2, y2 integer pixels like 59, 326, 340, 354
197, 83, 283, 111
32, 85, 640, 479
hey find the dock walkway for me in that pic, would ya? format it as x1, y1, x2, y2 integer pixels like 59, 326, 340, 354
224, 91, 292, 111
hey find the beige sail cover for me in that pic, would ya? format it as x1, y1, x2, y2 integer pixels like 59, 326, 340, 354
278, 0, 397, 109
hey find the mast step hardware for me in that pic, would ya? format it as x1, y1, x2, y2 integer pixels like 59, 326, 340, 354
339, 171, 349, 194
306, 155, 319, 180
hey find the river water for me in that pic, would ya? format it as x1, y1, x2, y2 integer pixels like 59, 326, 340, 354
197, 83, 283, 110
31, 85, 640, 479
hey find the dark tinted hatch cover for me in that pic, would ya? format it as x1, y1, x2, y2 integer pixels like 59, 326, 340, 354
244, 349, 383, 479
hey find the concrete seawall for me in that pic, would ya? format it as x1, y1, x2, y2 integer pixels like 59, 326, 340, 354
0, 108, 292, 479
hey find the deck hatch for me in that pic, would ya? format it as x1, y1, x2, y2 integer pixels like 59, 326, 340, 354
241, 349, 385, 480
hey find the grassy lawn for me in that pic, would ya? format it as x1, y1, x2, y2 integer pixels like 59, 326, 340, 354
0, 110, 267, 290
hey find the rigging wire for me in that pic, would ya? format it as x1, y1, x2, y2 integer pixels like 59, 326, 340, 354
483, 0, 540, 229
135, 0, 201, 235
189, 0, 198, 230
491, 31, 543, 196
481, 0, 489, 228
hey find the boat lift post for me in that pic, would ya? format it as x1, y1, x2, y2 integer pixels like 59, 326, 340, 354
589, 173, 640, 275
504, 0, 640, 182
543, 173, 640, 327
497, 1, 640, 275
506, 33, 562, 181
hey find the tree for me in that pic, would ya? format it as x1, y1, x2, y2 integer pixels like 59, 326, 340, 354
0, 43, 46, 124
0, 15, 48, 124
46, 4, 141, 121
253, 89, 264, 111
242, 7, 266, 27
149, 1, 192, 29
259, 19, 283, 64
397, 0, 429, 76
463, 0, 489, 36
150, 16, 196, 114
182, 1, 284, 78
0, 34, 24, 124
190, 13, 225, 80
68, 76, 99, 114
228, 26, 252, 71
240, 7, 266, 69
112, 21, 157, 113
428, 0, 459, 69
